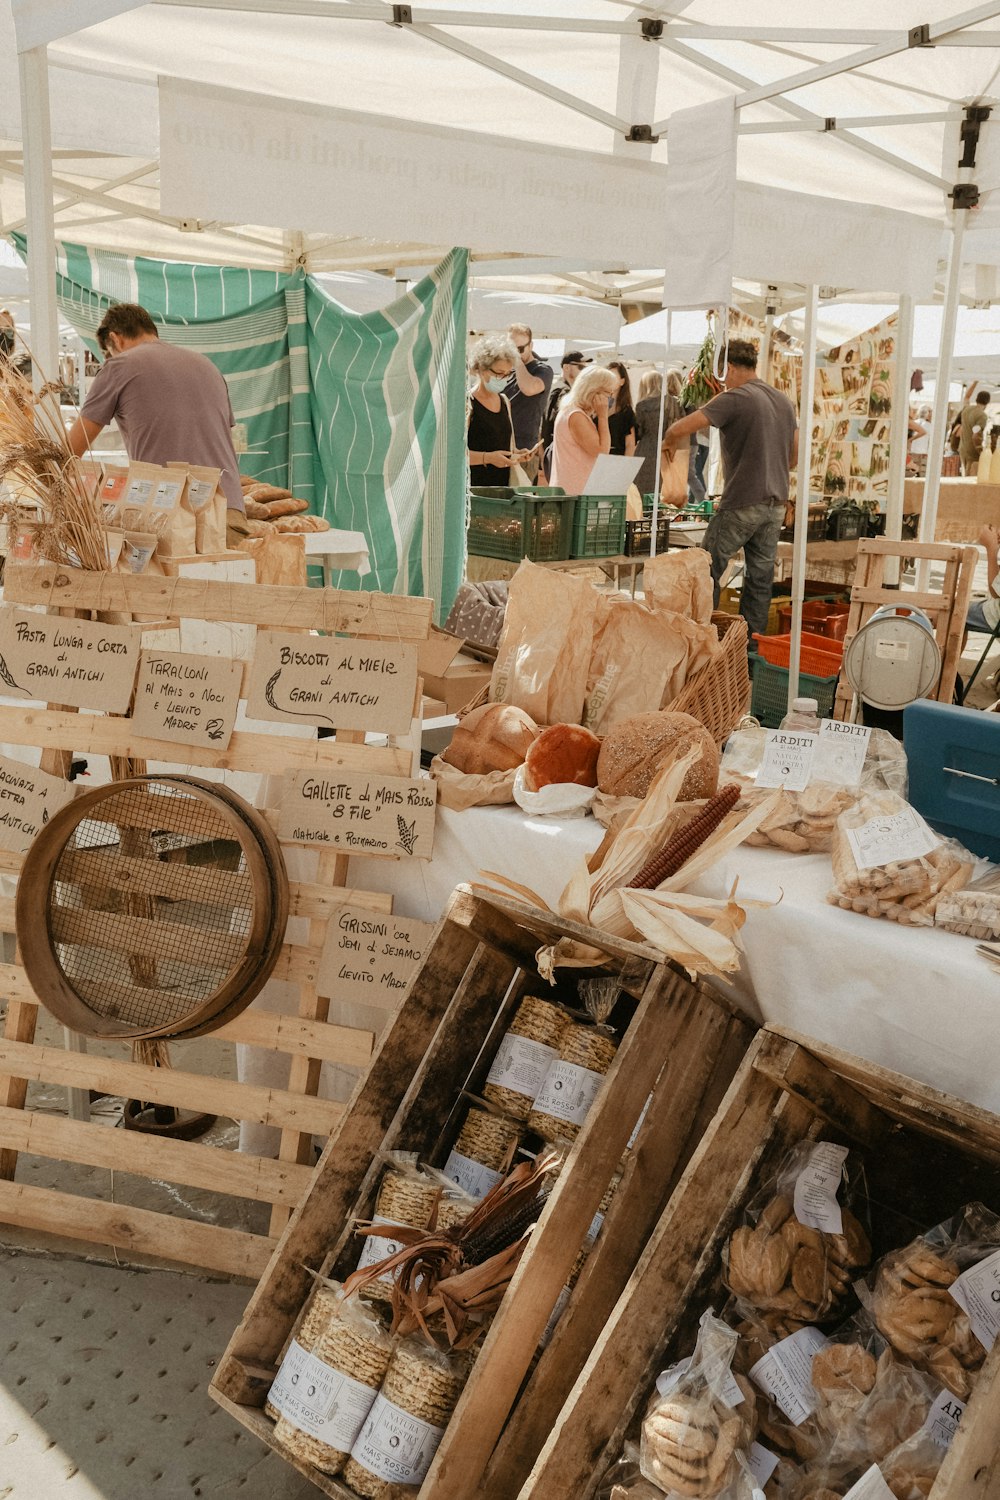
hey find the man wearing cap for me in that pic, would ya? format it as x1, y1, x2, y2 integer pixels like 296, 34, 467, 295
541, 351, 591, 480
504, 324, 553, 483
663, 338, 797, 641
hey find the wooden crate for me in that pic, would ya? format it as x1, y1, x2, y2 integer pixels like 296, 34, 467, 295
521, 1025, 1000, 1500
209, 886, 755, 1498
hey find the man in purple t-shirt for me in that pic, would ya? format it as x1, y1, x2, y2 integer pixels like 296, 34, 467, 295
68, 303, 248, 545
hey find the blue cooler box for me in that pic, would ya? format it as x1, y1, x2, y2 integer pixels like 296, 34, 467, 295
903, 700, 1000, 863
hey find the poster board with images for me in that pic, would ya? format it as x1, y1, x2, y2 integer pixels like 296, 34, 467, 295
811, 315, 897, 511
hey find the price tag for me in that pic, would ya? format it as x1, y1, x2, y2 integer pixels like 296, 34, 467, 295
755, 730, 816, 792
747, 1442, 779, 1487
268, 1339, 379, 1450
949, 1248, 1000, 1354
793, 1141, 848, 1234
845, 806, 937, 870
812, 720, 871, 786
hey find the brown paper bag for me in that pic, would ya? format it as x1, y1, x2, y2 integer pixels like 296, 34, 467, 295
660, 447, 689, 506
167, 462, 226, 554
658, 612, 721, 703
429, 756, 518, 809
584, 596, 691, 733
236, 532, 306, 586
643, 549, 714, 623
489, 559, 600, 726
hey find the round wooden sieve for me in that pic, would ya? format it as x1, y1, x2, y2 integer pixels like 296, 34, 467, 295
16, 774, 288, 1041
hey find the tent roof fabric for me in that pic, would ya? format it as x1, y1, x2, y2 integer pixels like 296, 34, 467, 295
2, 2, 1000, 292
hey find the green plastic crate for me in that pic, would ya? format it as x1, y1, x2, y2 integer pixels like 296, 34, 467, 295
751, 656, 839, 729
569, 494, 627, 559
468, 489, 574, 562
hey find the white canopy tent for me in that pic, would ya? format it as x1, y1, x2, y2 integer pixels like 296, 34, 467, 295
5, 0, 1000, 706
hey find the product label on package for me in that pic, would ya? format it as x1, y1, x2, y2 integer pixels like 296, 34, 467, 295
793, 1141, 848, 1234
922, 1387, 964, 1448
747, 1442, 780, 1487
268, 1340, 378, 1448
755, 730, 816, 792
845, 806, 937, 870
441, 1150, 503, 1202
532, 1060, 603, 1127
626, 1091, 653, 1150
842, 1464, 895, 1500
750, 1326, 828, 1426
538, 1284, 571, 1351
350, 1393, 445, 1485
486, 1034, 559, 1104
812, 720, 871, 786
356, 1218, 408, 1282
949, 1248, 1000, 1353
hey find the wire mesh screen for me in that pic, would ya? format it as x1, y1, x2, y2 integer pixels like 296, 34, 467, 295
48, 780, 256, 1032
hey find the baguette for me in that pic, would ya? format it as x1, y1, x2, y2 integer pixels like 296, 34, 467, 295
263, 496, 309, 518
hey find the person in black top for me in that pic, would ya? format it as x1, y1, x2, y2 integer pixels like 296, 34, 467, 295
503, 324, 553, 481
467, 333, 530, 487
607, 360, 636, 456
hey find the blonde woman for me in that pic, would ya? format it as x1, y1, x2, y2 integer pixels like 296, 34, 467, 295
550, 365, 617, 493
634, 369, 685, 496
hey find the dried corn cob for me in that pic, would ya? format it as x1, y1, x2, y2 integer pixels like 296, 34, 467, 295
627, 783, 741, 890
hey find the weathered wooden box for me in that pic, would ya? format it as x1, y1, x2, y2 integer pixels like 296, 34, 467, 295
209, 886, 755, 1497
521, 1026, 1000, 1500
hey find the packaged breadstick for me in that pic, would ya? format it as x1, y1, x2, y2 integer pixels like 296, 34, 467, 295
828, 792, 975, 925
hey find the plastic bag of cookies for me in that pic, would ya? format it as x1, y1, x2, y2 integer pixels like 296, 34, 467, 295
723, 1141, 871, 1330
721, 726, 907, 855
869, 1201, 1000, 1400
640, 1310, 759, 1498
817, 1322, 943, 1471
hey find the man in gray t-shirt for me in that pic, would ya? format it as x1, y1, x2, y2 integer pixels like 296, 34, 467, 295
663, 339, 798, 639
68, 303, 247, 541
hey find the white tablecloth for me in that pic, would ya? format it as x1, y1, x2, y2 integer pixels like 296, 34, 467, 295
351, 806, 1000, 1115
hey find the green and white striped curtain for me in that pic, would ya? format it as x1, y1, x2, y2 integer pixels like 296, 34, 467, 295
19, 237, 468, 614
307, 248, 468, 614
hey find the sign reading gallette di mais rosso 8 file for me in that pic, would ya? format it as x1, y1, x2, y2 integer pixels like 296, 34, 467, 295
277, 771, 436, 858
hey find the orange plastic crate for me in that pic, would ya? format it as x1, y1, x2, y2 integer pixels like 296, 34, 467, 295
753, 630, 844, 676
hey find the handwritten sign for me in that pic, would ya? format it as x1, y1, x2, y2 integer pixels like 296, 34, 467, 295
246, 631, 417, 735
0, 608, 140, 713
0, 755, 75, 853
130, 650, 242, 750
316, 904, 434, 1004
277, 772, 436, 858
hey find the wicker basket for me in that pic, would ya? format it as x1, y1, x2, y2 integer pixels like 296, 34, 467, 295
665, 615, 751, 746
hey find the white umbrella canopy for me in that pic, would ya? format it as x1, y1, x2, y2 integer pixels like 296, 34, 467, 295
3, 1, 1000, 271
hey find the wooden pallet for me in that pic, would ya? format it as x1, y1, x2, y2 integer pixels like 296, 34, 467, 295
521, 1025, 1000, 1500
833, 538, 978, 719
0, 562, 432, 1275
210, 887, 755, 1498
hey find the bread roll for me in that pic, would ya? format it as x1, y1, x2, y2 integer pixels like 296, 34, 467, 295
524, 724, 601, 791
442, 703, 540, 776
597, 710, 719, 801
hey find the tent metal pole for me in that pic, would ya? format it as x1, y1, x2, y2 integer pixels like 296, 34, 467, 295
787, 283, 818, 714
17, 46, 60, 395
917, 212, 967, 589
884, 292, 915, 586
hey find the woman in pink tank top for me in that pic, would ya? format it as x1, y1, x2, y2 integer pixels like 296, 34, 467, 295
550, 366, 617, 492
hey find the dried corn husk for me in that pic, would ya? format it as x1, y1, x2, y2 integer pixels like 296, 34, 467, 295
480, 748, 779, 979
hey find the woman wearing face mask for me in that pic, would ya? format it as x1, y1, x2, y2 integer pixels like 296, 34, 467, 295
467, 333, 530, 487
550, 365, 617, 493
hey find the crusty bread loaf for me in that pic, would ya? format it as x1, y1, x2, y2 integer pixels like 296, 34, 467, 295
244, 518, 272, 537
239, 474, 256, 491
244, 498, 272, 520
524, 723, 601, 791
263, 496, 309, 518
271, 514, 330, 533
442, 703, 539, 776
597, 710, 719, 801
245, 482, 293, 502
